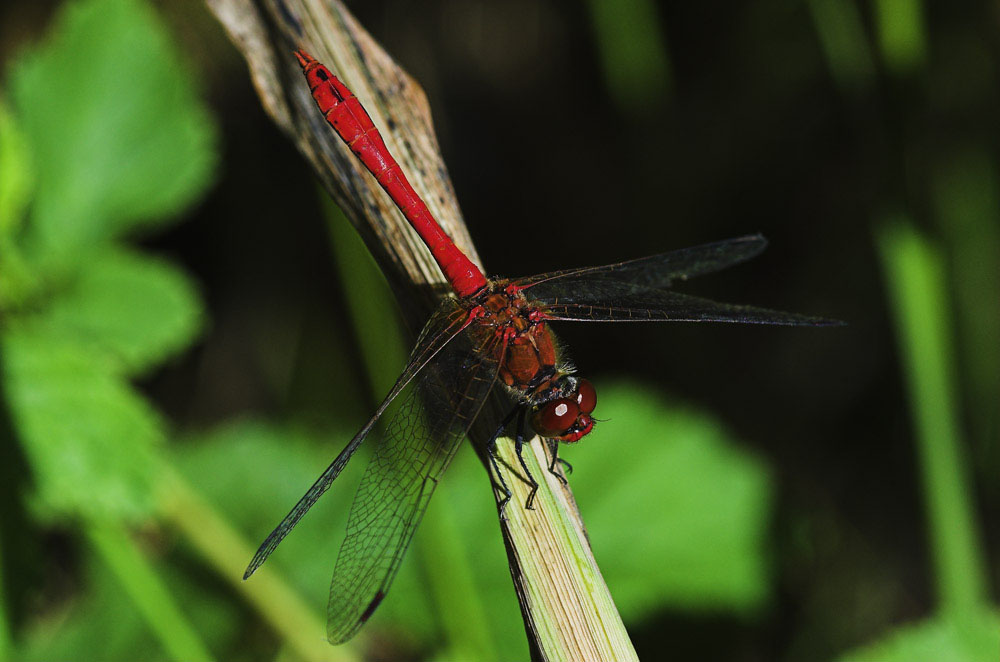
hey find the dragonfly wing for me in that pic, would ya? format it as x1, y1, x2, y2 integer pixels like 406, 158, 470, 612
243, 299, 470, 580
327, 331, 501, 643
515, 235, 768, 291
536, 284, 837, 326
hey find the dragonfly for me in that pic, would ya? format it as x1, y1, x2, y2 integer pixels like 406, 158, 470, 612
244, 49, 837, 644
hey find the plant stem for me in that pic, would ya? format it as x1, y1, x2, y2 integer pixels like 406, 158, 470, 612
156, 467, 352, 662
494, 439, 638, 661
876, 220, 988, 617
207, 1, 635, 655
324, 197, 496, 659
85, 519, 214, 662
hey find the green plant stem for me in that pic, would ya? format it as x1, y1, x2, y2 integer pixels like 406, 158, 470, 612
806, 0, 875, 92
584, 0, 672, 113
156, 467, 352, 662
873, 0, 927, 73
85, 518, 214, 662
324, 197, 494, 657
931, 149, 1000, 464
418, 481, 497, 661
877, 221, 988, 617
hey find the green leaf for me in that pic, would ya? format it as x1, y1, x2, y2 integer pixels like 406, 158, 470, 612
18, 550, 168, 662
838, 611, 1000, 662
0, 98, 38, 309
568, 380, 773, 620
175, 420, 446, 649
8, 0, 217, 262
1, 325, 162, 522
173, 420, 360, 611
0, 98, 33, 238
42, 247, 204, 375
18, 541, 238, 662
405, 380, 774, 654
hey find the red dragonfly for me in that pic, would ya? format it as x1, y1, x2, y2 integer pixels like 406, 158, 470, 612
244, 49, 836, 644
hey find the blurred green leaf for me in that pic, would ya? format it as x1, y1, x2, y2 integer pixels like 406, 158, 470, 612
1, 324, 162, 522
18, 542, 239, 662
175, 419, 450, 652
8, 0, 216, 263
838, 611, 1000, 662
173, 421, 359, 611
568, 380, 773, 620
0, 98, 33, 237
413, 380, 775, 656
41, 247, 204, 375
19, 552, 168, 662
85, 520, 214, 662
0, 99, 38, 309
415, 449, 528, 658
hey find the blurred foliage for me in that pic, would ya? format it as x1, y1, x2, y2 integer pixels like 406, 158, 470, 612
0, 0, 998, 660
1, 0, 213, 523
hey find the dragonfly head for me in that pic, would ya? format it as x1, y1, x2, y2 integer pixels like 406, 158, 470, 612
529, 377, 597, 443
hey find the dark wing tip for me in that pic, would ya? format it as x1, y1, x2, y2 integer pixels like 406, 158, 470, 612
360, 591, 387, 623
327, 591, 387, 644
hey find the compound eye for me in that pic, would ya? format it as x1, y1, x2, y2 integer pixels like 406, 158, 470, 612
532, 398, 580, 438
575, 378, 597, 414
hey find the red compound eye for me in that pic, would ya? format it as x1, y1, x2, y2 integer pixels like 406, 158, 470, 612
575, 378, 597, 414
532, 398, 580, 438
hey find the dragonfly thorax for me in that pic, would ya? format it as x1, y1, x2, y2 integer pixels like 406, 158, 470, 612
468, 284, 598, 442
473, 286, 561, 392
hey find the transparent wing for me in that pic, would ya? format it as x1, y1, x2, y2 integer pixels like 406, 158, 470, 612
516, 235, 838, 326
243, 298, 470, 580
326, 329, 502, 643
515, 235, 769, 291
535, 285, 836, 325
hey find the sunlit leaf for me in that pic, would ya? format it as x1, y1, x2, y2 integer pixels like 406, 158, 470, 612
838, 611, 1000, 662
0, 99, 33, 238
42, 247, 204, 375
567, 380, 773, 620
8, 0, 217, 263
173, 421, 360, 609
1, 325, 162, 521
411, 380, 774, 654
0, 99, 37, 309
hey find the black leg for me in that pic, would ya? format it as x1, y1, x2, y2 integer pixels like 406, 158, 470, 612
511, 408, 543, 509
514, 435, 540, 510
545, 438, 570, 485
487, 405, 521, 519
488, 442, 513, 520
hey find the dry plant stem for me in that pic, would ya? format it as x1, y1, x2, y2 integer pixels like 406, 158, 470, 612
206, 0, 636, 657
495, 439, 638, 661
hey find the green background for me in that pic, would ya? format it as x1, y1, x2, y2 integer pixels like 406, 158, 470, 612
0, 0, 997, 660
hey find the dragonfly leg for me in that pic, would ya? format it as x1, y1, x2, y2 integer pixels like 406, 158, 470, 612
512, 409, 542, 510
545, 438, 570, 485
514, 437, 540, 510
488, 447, 513, 520
487, 405, 522, 519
